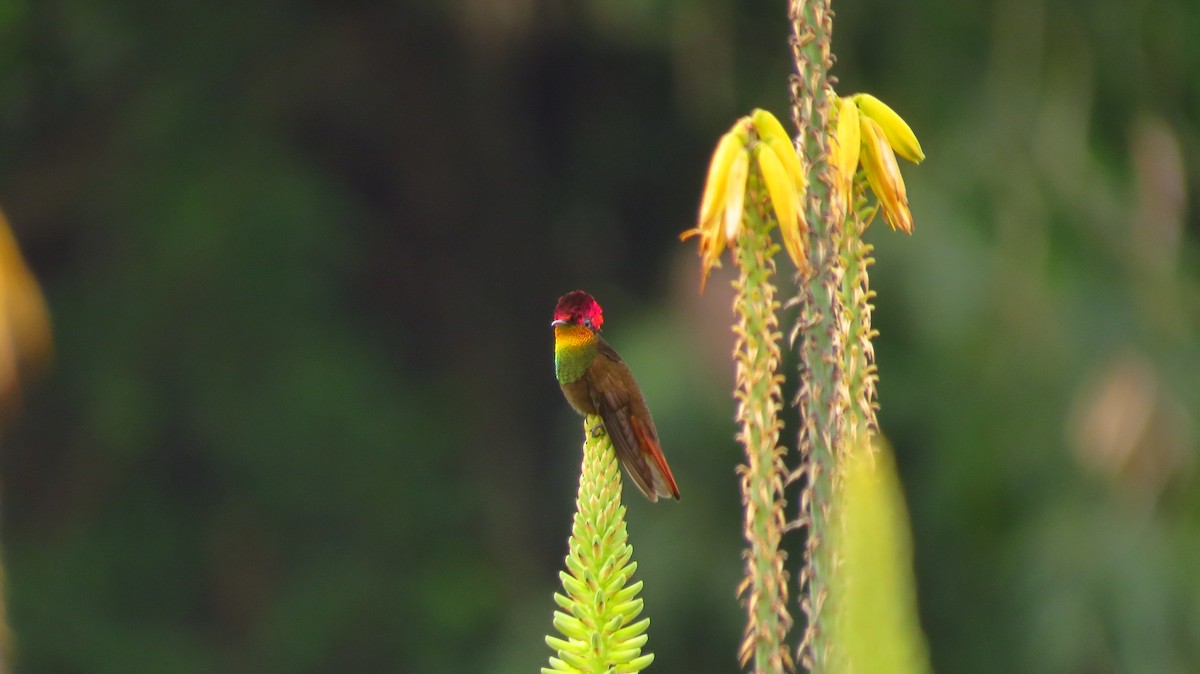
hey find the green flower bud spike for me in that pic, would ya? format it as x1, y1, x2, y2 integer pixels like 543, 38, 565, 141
544, 415, 654, 674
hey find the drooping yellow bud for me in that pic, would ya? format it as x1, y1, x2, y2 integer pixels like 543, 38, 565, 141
698, 125, 748, 229
750, 107, 790, 145
833, 97, 862, 218
751, 108, 806, 195
853, 93, 924, 164
723, 145, 751, 243
778, 205, 810, 277
754, 145, 792, 233
682, 109, 814, 290
755, 144, 809, 275
859, 116, 913, 234
682, 118, 753, 291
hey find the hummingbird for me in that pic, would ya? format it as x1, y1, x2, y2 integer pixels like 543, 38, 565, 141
551, 290, 680, 502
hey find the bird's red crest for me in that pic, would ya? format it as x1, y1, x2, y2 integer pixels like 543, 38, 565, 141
553, 290, 604, 331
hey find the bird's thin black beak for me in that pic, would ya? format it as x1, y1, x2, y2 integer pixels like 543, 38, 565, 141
550, 319, 567, 327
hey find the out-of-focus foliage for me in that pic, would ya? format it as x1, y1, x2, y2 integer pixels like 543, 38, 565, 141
0, 0, 1196, 673
0, 208, 51, 410
829, 438, 930, 674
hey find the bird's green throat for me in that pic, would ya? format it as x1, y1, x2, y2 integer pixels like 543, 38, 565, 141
554, 325, 598, 384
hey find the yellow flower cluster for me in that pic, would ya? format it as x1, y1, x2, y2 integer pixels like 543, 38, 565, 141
681, 109, 809, 290
832, 94, 924, 233
683, 98, 923, 289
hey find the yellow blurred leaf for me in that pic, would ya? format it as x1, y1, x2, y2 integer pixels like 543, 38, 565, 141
0, 208, 52, 405
830, 436, 932, 674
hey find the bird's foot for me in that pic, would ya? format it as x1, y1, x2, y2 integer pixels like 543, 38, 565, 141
588, 421, 607, 439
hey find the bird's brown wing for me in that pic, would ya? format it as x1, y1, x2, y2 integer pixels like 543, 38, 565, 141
588, 340, 680, 502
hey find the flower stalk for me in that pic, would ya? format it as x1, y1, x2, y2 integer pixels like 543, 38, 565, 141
683, 108, 807, 674
683, 9, 925, 669
733, 182, 792, 674
837, 180, 881, 457
788, 0, 841, 669
544, 415, 654, 674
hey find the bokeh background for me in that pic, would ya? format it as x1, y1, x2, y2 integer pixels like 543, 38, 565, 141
1, 0, 1198, 672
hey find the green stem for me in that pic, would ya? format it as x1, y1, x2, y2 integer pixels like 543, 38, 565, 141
544, 416, 654, 674
788, 0, 841, 670
837, 191, 879, 451
733, 199, 792, 674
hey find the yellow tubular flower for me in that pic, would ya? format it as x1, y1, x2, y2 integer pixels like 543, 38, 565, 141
833, 97, 861, 217
682, 118, 753, 290
778, 206, 810, 277
723, 145, 751, 243
750, 109, 806, 195
755, 144, 809, 275
698, 127, 748, 228
749, 108, 809, 273
859, 116, 913, 234
852, 93, 924, 164
755, 145, 795, 241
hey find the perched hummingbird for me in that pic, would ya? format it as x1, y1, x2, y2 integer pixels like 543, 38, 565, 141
551, 290, 680, 502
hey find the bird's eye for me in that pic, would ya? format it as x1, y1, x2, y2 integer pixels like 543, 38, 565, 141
583, 318, 593, 329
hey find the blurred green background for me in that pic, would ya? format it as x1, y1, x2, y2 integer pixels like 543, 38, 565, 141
1, 0, 1198, 672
